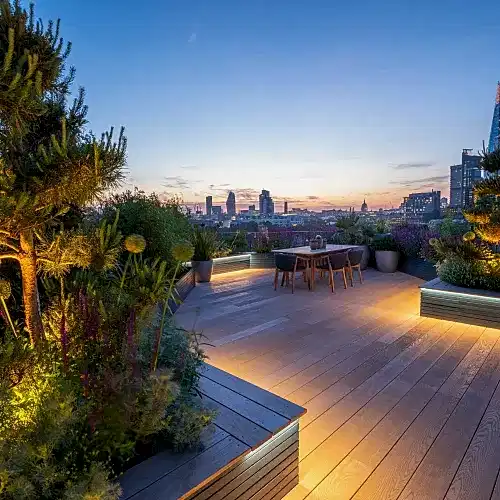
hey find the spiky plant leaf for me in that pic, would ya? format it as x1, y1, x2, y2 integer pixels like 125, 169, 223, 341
474, 177, 500, 197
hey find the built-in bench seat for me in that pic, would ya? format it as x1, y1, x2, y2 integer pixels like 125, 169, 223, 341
120, 363, 306, 500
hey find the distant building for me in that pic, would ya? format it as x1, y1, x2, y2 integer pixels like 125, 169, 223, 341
212, 206, 222, 216
449, 149, 483, 209
205, 195, 213, 216
284, 201, 289, 214
402, 190, 441, 222
440, 197, 448, 209
248, 204, 256, 213
226, 191, 236, 216
360, 199, 368, 212
488, 81, 500, 153
259, 189, 274, 215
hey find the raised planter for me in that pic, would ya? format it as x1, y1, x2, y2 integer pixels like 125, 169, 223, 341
375, 250, 399, 273
212, 254, 251, 275
398, 256, 437, 281
169, 268, 196, 313
250, 252, 275, 269
120, 363, 306, 500
420, 278, 500, 329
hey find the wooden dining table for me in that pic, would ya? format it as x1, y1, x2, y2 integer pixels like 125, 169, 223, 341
272, 244, 361, 289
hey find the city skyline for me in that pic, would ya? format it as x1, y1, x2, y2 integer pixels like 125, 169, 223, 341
37, 1, 500, 210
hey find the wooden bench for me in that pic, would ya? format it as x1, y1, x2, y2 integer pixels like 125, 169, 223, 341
120, 364, 306, 500
420, 278, 500, 329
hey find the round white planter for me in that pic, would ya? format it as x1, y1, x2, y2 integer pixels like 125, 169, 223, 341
360, 245, 370, 270
375, 250, 399, 273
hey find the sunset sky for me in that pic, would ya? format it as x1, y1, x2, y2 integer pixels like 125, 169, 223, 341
38, 0, 500, 211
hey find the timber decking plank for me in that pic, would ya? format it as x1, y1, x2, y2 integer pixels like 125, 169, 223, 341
350, 326, 494, 500
444, 362, 500, 500
201, 364, 305, 421
398, 331, 500, 500
129, 436, 248, 500
120, 426, 229, 499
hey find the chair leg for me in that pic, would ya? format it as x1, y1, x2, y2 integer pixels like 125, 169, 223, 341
274, 269, 279, 290
292, 271, 295, 293
342, 269, 348, 289
281, 273, 286, 287
349, 266, 354, 286
358, 265, 363, 284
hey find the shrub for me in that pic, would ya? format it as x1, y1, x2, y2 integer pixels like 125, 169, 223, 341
391, 224, 434, 259
437, 257, 500, 291
102, 189, 192, 268
370, 235, 398, 252
191, 227, 226, 261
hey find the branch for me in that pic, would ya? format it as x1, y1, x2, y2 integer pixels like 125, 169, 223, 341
0, 252, 20, 262
0, 238, 20, 252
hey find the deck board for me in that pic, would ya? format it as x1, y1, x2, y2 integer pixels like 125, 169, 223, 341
177, 268, 500, 500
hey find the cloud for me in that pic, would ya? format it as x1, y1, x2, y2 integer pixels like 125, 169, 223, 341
180, 165, 199, 171
306, 195, 320, 200
233, 188, 260, 201
390, 175, 448, 186
163, 176, 191, 190
391, 161, 435, 170
188, 32, 197, 43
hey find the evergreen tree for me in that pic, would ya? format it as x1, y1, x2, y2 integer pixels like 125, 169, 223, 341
0, 1, 126, 345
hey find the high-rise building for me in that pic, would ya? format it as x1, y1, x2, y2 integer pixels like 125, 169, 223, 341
449, 149, 483, 209
259, 189, 274, 215
205, 195, 213, 216
212, 206, 222, 216
488, 81, 500, 153
284, 201, 288, 214
360, 199, 368, 212
226, 191, 236, 216
248, 204, 256, 212
440, 197, 449, 209
402, 190, 441, 222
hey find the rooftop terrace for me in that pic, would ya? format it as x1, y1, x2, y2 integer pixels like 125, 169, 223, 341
176, 269, 500, 500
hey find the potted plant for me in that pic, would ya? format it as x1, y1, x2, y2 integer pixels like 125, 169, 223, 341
191, 227, 221, 282
334, 215, 374, 270
372, 235, 400, 273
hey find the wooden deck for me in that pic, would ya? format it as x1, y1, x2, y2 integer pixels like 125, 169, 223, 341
176, 268, 500, 500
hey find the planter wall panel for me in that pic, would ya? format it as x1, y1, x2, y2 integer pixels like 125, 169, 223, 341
420, 278, 500, 329
212, 255, 251, 275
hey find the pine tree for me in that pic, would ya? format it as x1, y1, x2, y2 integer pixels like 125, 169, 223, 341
0, 1, 126, 345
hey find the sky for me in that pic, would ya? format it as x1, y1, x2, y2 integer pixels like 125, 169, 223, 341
37, 0, 500, 211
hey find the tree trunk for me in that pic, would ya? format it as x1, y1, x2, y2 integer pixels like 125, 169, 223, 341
19, 232, 43, 345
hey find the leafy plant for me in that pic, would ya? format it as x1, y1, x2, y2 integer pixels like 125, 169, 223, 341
191, 227, 223, 261
371, 236, 398, 252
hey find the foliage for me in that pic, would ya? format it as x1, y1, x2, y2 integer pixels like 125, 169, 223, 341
437, 257, 500, 291
220, 231, 249, 254
191, 227, 225, 261
390, 224, 435, 259
375, 219, 391, 234
370, 235, 398, 252
333, 215, 374, 245
101, 189, 192, 268
0, 1, 127, 345
437, 216, 470, 238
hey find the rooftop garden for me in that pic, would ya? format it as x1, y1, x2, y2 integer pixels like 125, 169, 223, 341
0, 3, 212, 498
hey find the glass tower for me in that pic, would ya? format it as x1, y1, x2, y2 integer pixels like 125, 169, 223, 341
488, 81, 500, 153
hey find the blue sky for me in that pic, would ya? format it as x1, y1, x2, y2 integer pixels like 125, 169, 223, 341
37, 0, 500, 210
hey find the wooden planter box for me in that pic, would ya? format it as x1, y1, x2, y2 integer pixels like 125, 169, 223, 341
120, 364, 306, 500
169, 268, 196, 313
212, 254, 251, 275
420, 278, 500, 329
250, 253, 275, 269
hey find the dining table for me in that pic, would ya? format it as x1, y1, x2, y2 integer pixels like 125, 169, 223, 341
272, 244, 361, 289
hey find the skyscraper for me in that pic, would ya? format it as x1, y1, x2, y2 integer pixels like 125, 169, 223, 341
226, 191, 236, 216
488, 81, 500, 153
259, 189, 274, 215
402, 190, 441, 222
449, 149, 483, 209
284, 201, 288, 214
205, 195, 213, 216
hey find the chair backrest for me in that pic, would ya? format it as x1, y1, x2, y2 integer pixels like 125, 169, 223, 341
347, 249, 364, 267
329, 251, 349, 270
275, 253, 297, 272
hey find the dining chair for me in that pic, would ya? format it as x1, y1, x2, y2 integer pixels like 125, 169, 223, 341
274, 253, 306, 293
316, 251, 349, 292
345, 249, 364, 286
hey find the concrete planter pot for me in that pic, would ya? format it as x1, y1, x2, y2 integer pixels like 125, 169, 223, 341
360, 245, 370, 270
375, 250, 399, 273
192, 260, 214, 282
